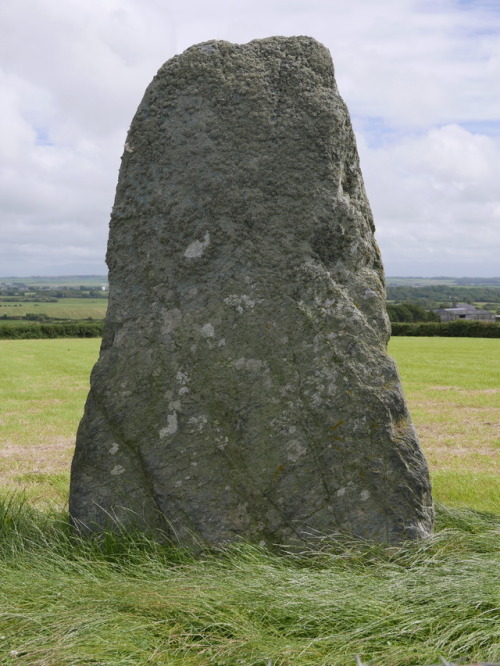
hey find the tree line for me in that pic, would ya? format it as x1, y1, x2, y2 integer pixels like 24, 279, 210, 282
0, 286, 107, 300
386, 303, 440, 323
2, 318, 499, 339
391, 320, 500, 338
387, 285, 500, 307
0, 322, 104, 339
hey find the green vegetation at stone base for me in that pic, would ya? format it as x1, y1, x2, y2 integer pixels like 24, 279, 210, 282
0, 496, 498, 666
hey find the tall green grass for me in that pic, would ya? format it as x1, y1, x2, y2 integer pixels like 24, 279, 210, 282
0, 496, 498, 665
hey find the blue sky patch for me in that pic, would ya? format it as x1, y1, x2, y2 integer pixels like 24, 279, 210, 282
35, 128, 53, 146
458, 120, 500, 136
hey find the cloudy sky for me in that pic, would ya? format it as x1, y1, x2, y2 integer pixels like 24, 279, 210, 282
1, 0, 499, 277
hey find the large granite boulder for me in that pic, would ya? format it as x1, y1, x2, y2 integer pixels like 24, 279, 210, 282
69, 36, 433, 547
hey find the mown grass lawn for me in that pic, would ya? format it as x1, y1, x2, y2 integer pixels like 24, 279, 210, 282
0, 339, 98, 506
0, 337, 498, 665
388, 337, 499, 513
0, 297, 108, 321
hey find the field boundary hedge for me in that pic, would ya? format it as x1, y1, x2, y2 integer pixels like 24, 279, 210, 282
0, 322, 104, 339
391, 320, 500, 337
1, 320, 499, 339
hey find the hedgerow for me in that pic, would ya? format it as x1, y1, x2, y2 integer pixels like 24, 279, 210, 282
391, 320, 500, 337
0, 322, 104, 339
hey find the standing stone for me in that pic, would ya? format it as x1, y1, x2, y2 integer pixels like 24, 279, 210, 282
69, 37, 433, 547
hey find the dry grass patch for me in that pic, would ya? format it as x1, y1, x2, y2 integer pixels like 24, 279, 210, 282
412, 407, 498, 472
0, 339, 100, 507
0, 436, 74, 475
0, 437, 74, 505
389, 337, 500, 512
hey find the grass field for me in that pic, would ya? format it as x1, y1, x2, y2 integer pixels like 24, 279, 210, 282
389, 337, 499, 513
0, 297, 108, 321
0, 339, 97, 505
0, 338, 498, 665
0, 337, 498, 512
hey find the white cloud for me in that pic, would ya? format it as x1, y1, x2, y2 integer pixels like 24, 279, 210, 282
0, 0, 499, 276
0, 0, 177, 275
357, 124, 500, 275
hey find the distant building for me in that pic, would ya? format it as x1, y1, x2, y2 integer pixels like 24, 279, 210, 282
434, 302, 495, 322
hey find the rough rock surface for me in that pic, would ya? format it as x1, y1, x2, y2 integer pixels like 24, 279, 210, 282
69, 36, 433, 547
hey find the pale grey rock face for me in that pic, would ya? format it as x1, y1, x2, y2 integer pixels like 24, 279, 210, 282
69, 36, 433, 547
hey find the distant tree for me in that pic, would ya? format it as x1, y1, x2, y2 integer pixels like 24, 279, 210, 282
386, 302, 440, 323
